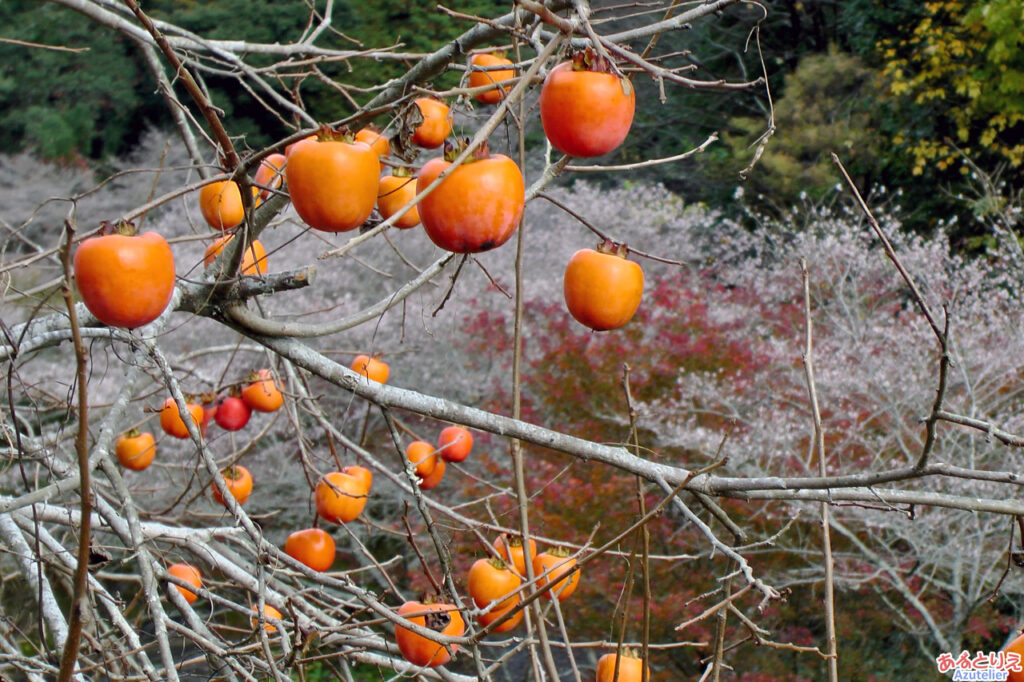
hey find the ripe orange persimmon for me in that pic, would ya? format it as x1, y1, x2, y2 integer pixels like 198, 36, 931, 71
115, 429, 156, 471
251, 604, 283, 633
350, 354, 389, 384
203, 235, 267, 276
563, 243, 644, 331
199, 180, 246, 231
596, 650, 648, 682
532, 548, 580, 600
241, 369, 283, 412
418, 458, 446, 490
539, 50, 635, 158
211, 465, 253, 507
159, 398, 204, 439
285, 528, 336, 572
315, 471, 368, 524
167, 563, 202, 604
344, 465, 373, 494
437, 426, 472, 463
469, 53, 515, 104
492, 534, 536, 577
467, 557, 521, 610
395, 600, 465, 668
285, 130, 380, 232
377, 171, 420, 229
73, 224, 175, 329
417, 140, 524, 253
411, 98, 452, 149
355, 127, 390, 158
406, 440, 438, 478
1004, 632, 1024, 682
253, 153, 286, 200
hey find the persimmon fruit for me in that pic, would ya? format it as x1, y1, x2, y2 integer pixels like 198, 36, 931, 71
377, 171, 420, 229
167, 563, 202, 605
73, 225, 175, 329
417, 140, 524, 253
159, 398, 204, 439
199, 180, 246, 231
285, 528, 336, 572
437, 426, 472, 462
540, 50, 635, 158
350, 354, 389, 384
411, 98, 452, 149
212, 465, 253, 507
285, 130, 380, 232
315, 471, 368, 524
532, 548, 580, 600
469, 53, 514, 104
115, 430, 156, 471
204, 235, 267, 276
395, 600, 465, 668
241, 369, 283, 412
563, 243, 644, 331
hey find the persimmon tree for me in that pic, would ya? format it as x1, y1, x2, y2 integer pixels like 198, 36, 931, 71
2, 2, 1024, 682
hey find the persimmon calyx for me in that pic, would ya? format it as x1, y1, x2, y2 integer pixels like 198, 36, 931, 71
314, 124, 355, 144
442, 138, 492, 163
596, 239, 630, 258
98, 219, 138, 237
570, 48, 633, 96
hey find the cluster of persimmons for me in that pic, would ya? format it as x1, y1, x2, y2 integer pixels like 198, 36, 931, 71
72, 46, 650, 678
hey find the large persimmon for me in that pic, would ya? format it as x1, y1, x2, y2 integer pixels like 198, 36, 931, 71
417, 140, 524, 253
73, 223, 175, 329
563, 242, 644, 331
469, 53, 515, 104
394, 600, 465, 668
285, 128, 380, 232
540, 50, 635, 158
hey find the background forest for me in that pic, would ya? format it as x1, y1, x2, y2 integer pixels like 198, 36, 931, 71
1, 1, 1024, 681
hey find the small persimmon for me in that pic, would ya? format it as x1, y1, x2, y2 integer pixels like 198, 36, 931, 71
469, 53, 515, 104
159, 398, 204, 439
377, 170, 420, 229
199, 180, 245, 231
251, 604, 283, 633
406, 440, 438, 478
437, 426, 472, 463
596, 649, 649, 682
467, 557, 521, 610
315, 471, 368, 524
241, 369, 283, 412
477, 601, 523, 633
211, 465, 253, 507
115, 429, 156, 471
492, 534, 536, 577
418, 457, 446, 490
395, 600, 465, 668
167, 563, 202, 604
532, 548, 580, 600
203, 235, 267, 276
253, 153, 286, 200
355, 127, 391, 158
350, 354, 389, 384
285, 528, 336, 572
411, 98, 452, 149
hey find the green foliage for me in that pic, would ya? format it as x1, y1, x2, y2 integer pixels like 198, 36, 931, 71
723, 49, 881, 213
881, 0, 1024, 173
0, 2, 145, 160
